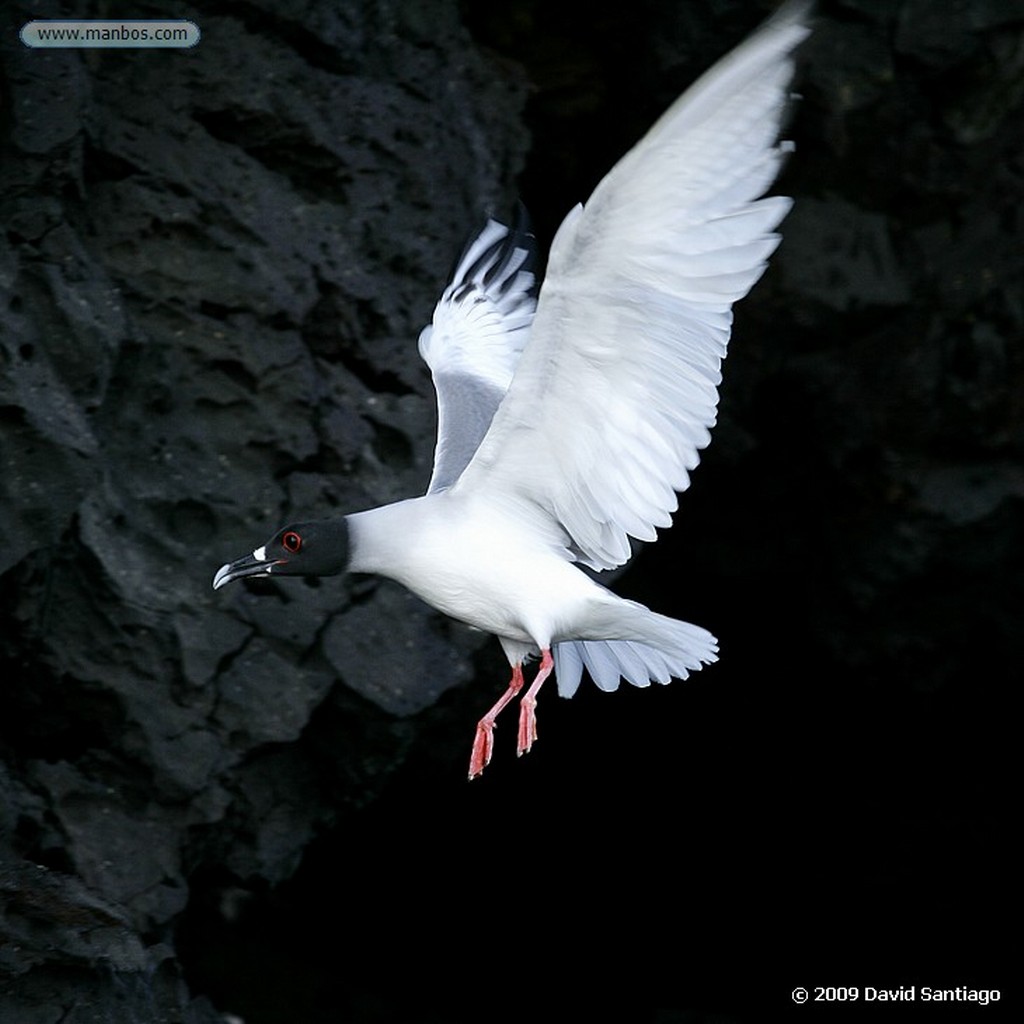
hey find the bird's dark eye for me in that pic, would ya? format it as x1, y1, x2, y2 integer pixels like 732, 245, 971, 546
282, 531, 302, 554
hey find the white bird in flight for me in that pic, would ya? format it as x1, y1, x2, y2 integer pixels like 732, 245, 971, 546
213, 3, 811, 778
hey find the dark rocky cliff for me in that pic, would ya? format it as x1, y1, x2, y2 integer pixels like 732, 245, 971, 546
2, 1, 1019, 1020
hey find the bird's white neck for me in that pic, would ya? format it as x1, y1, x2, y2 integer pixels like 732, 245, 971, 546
345, 497, 434, 579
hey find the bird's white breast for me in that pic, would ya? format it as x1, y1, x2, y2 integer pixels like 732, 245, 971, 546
346, 493, 600, 646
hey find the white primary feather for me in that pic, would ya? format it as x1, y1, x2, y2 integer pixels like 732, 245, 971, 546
449, 3, 810, 571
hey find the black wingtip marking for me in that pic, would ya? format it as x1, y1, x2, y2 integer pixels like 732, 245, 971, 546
451, 205, 538, 300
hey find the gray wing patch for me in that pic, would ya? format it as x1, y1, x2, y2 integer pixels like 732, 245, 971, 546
428, 372, 508, 493
419, 211, 538, 494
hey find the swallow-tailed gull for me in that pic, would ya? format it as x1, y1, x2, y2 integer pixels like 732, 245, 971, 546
213, 2, 811, 778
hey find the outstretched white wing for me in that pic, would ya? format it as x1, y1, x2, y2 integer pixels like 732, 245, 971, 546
418, 213, 537, 494
451, 2, 810, 569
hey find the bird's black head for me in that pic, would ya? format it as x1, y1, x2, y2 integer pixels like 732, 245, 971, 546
212, 519, 350, 590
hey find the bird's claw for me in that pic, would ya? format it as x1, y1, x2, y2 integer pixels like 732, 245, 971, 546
517, 698, 538, 757
468, 722, 494, 780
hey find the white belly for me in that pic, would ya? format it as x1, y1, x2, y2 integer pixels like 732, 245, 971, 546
346, 493, 601, 645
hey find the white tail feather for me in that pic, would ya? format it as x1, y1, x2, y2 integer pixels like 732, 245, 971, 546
553, 601, 718, 698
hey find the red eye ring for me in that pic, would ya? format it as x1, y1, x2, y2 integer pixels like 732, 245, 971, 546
282, 531, 302, 554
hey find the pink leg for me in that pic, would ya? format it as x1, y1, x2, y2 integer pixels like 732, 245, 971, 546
468, 662, 525, 780
517, 648, 554, 758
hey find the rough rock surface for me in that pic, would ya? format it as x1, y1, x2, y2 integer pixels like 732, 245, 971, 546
2, 0, 524, 1018
2, 0, 1020, 1020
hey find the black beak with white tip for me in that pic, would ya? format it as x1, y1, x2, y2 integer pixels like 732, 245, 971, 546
211, 548, 282, 590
